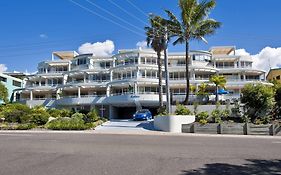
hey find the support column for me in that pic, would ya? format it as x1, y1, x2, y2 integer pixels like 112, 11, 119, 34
192, 69, 195, 80
106, 85, 110, 97
78, 87, 81, 98
134, 82, 138, 94
13, 92, 16, 102
84, 72, 87, 83
109, 105, 114, 120
243, 74, 246, 81
30, 91, 33, 100
56, 89, 60, 100
63, 74, 68, 85
137, 53, 141, 65
39, 77, 42, 86
110, 70, 113, 81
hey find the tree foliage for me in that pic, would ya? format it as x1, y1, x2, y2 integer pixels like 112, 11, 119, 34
241, 84, 274, 123
0, 82, 8, 103
165, 0, 221, 104
209, 75, 226, 102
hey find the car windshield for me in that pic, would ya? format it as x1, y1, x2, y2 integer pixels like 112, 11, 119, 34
136, 109, 149, 113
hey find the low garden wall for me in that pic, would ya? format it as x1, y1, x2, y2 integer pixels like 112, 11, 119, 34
182, 123, 281, 136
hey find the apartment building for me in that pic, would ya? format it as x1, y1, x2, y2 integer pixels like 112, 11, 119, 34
0, 72, 25, 103
15, 46, 269, 119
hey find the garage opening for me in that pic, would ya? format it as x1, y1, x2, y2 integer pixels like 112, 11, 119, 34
113, 106, 159, 119
142, 107, 158, 118
116, 107, 136, 119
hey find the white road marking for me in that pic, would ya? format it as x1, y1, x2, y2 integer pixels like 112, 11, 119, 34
0, 134, 32, 137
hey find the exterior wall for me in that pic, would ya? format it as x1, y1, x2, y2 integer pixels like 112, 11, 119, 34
0, 73, 24, 102
267, 69, 281, 83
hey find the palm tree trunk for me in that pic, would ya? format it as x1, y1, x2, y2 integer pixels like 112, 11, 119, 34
184, 41, 190, 105
164, 47, 171, 113
157, 51, 163, 107
215, 85, 218, 102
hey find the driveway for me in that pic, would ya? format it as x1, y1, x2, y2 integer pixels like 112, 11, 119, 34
94, 119, 155, 133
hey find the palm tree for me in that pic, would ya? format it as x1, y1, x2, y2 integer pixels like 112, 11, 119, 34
209, 75, 226, 102
166, 0, 221, 104
145, 15, 166, 108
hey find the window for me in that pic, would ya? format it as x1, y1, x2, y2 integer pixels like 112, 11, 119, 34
77, 58, 87, 65
0, 76, 7, 82
12, 80, 21, 87
276, 75, 280, 80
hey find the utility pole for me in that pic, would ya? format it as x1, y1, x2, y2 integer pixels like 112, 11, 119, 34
163, 27, 171, 114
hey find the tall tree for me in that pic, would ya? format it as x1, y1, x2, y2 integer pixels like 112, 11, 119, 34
145, 15, 166, 108
209, 75, 226, 102
0, 82, 8, 104
166, 0, 221, 104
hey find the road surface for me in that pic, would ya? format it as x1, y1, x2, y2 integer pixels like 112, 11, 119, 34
0, 132, 280, 175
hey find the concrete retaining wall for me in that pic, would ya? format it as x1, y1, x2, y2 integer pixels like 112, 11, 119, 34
182, 123, 281, 136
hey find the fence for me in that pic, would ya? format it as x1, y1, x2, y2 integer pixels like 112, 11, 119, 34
182, 123, 281, 136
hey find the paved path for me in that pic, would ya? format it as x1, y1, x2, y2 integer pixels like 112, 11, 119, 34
94, 119, 156, 133
0, 132, 280, 175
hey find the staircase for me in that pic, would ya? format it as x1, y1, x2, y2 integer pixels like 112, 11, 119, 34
43, 99, 56, 108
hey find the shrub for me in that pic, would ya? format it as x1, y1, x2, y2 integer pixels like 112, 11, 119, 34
272, 85, 281, 120
47, 108, 62, 118
241, 83, 273, 123
60, 109, 73, 118
196, 111, 209, 124
46, 117, 89, 130
193, 102, 199, 116
1, 103, 31, 123
210, 109, 222, 123
0, 123, 36, 130
71, 112, 85, 119
29, 113, 50, 125
17, 123, 37, 130
221, 109, 231, 119
86, 109, 100, 122
157, 107, 168, 116
175, 104, 192, 115
28, 106, 50, 125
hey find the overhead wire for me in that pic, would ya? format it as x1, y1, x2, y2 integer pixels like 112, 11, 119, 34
69, 0, 145, 37
85, 0, 145, 33
125, 0, 149, 17
107, 0, 148, 26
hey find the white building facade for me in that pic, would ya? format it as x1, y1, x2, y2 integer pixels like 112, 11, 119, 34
15, 46, 269, 119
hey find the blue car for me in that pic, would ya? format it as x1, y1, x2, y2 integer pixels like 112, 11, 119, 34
133, 109, 152, 120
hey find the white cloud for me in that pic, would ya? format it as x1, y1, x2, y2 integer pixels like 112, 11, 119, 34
235, 49, 250, 56
39, 34, 48, 39
136, 41, 147, 49
0, 64, 7, 73
252, 47, 281, 71
236, 47, 281, 72
78, 40, 115, 56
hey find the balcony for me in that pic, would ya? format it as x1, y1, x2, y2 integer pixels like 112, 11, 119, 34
56, 95, 106, 106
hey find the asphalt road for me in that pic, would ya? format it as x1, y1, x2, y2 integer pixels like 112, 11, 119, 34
0, 132, 280, 175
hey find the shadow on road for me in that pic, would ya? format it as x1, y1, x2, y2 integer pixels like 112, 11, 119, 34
181, 159, 281, 175
136, 121, 155, 131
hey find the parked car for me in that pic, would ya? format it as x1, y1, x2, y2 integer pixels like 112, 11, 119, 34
133, 109, 152, 120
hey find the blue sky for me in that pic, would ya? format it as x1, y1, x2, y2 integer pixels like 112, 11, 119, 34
0, 0, 281, 72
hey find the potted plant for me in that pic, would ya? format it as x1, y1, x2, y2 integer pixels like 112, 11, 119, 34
154, 104, 195, 133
